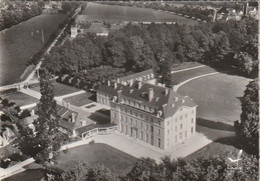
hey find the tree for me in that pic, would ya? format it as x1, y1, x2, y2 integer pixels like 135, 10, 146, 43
33, 69, 62, 164
18, 69, 65, 164
157, 58, 175, 88
235, 79, 259, 153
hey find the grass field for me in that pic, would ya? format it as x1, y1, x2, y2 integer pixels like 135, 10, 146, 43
178, 73, 251, 124
82, 2, 197, 25
0, 13, 67, 86
172, 65, 217, 84
55, 143, 137, 176
2, 92, 38, 106
31, 82, 80, 97
63, 92, 94, 106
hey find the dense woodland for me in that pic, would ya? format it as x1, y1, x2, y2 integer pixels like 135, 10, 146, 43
43, 16, 258, 90
43, 155, 258, 181
0, 2, 43, 31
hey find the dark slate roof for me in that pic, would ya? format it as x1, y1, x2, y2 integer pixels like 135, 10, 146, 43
97, 81, 196, 119
116, 69, 154, 83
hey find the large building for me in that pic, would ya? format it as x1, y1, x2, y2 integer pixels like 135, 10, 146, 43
97, 72, 197, 150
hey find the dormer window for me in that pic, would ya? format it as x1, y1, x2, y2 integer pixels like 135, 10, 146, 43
151, 108, 155, 113
140, 105, 144, 110
125, 100, 129, 105
174, 97, 179, 101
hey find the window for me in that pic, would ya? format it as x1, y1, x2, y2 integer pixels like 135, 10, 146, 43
140, 114, 143, 119
175, 126, 177, 131
185, 113, 188, 118
126, 125, 128, 134
175, 118, 178, 122
114, 112, 117, 118
141, 131, 143, 140
130, 118, 133, 125
135, 112, 138, 117
158, 129, 160, 135
191, 127, 194, 134
175, 135, 178, 143
158, 138, 161, 148
146, 133, 148, 142
192, 110, 194, 114
180, 124, 182, 129
121, 115, 123, 120
125, 117, 128, 123
167, 121, 170, 126
151, 126, 153, 132
180, 132, 182, 139
141, 122, 143, 129
130, 110, 132, 115
180, 116, 183, 120
145, 116, 148, 121
185, 131, 187, 138
168, 129, 170, 135
145, 124, 148, 131
191, 118, 194, 123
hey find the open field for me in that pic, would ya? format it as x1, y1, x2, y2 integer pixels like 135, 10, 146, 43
63, 92, 94, 106
173, 65, 217, 84
2, 92, 38, 106
82, 2, 197, 25
31, 82, 80, 97
55, 143, 137, 176
0, 14, 67, 86
178, 73, 251, 124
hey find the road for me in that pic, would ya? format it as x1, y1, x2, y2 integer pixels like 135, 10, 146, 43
0, 6, 82, 92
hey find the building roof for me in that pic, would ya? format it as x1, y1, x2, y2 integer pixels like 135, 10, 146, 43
116, 69, 154, 83
97, 81, 196, 119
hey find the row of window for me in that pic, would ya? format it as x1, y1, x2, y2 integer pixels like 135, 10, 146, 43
121, 99, 155, 113
167, 117, 194, 126
166, 127, 194, 147
116, 109, 161, 126
121, 123, 161, 148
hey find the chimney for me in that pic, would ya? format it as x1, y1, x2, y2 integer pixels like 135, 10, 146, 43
71, 112, 76, 123
129, 79, 134, 87
138, 81, 142, 89
107, 80, 110, 86
148, 88, 154, 102
117, 90, 122, 103
174, 97, 178, 102
31, 109, 35, 116
116, 77, 120, 83
165, 88, 169, 95
114, 82, 117, 89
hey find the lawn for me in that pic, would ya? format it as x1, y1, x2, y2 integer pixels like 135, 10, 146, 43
178, 73, 251, 124
82, 2, 197, 25
55, 143, 137, 176
172, 65, 217, 84
63, 92, 94, 106
31, 82, 80, 97
2, 92, 38, 106
171, 62, 203, 71
0, 13, 67, 86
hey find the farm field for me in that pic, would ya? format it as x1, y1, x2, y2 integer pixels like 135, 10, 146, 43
31, 82, 80, 97
55, 143, 137, 176
2, 92, 38, 106
82, 2, 197, 25
177, 73, 251, 124
63, 92, 94, 107
172, 65, 217, 84
0, 13, 67, 86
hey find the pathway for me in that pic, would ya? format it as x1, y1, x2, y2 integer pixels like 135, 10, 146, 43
173, 72, 220, 91
171, 65, 205, 74
0, 158, 34, 180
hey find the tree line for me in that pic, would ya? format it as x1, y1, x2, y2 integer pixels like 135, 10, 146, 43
0, 2, 44, 31
43, 16, 258, 90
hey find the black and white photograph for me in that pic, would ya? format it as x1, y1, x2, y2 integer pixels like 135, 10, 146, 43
0, 0, 258, 180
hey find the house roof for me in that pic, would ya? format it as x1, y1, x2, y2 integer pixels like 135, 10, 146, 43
116, 69, 154, 83
98, 81, 196, 119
